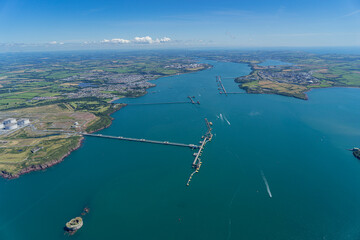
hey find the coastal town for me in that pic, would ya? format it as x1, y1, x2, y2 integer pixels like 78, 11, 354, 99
236, 65, 320, 86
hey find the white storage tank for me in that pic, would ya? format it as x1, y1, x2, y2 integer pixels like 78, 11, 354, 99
17, 118, 30, 126
4, 123, 18, 130
3, 118, 16, 125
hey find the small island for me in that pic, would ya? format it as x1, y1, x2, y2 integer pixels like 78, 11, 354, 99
352, 148, 360, 160
65, 217, 83, 232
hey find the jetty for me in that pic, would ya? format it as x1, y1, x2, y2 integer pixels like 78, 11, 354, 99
82, 133, 199, 149
186, 118, 213, 186
216, 76, 245, 95
42, 129, 200, 149
216, 76, 227, 95
120, 97, 200, 106
187, 96, 200, 105
42, 118, 214, 186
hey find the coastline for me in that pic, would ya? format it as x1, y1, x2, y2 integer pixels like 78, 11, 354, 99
239, 82, 360, 101
0, 104, 124, 180
0, 136, 84, 179
0, 65, 212, 180
233, 62, 360, 100
0, 105, 124, 180
87, 104, 125, 134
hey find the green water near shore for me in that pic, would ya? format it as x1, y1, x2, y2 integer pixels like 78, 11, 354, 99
1, 61, 360, 240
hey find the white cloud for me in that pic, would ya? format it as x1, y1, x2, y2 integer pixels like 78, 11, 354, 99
133, 36, 154, 44
111, 38, 131, 44
101, 38, 131, 44
159, 37, 171, 42
133, 36, 171, 44
49, 41, 64, 45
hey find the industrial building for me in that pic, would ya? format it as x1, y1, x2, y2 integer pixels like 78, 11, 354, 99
17, 118, 30, 126
3, 118, 16, 125
4, 123, 18, 130
0, 118, 30, 130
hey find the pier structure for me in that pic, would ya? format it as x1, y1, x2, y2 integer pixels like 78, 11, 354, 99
216, 75, 244, 95
186, 118, 213, 186
187, 96, 200, 105
120, 97, 200, 106
216, 76, 227, 95
42, 129, 200, 149
82, 133, 199, 149
43, 118, 214, 187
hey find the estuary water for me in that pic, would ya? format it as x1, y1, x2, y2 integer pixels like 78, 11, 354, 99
1, 61, 360, 240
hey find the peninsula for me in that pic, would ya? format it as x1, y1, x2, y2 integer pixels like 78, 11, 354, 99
195, 50, 360, 100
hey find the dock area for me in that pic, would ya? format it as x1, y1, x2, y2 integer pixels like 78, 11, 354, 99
216, 76, 227, 95
216, 76, 244, 95
42, 118, 214, 187
186, 118, 213, 186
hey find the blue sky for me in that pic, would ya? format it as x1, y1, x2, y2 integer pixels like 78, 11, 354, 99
1, 0, 360, 50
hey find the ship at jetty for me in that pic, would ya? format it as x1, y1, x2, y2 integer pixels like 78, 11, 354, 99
350, 147, 360, 160
65, 217, 83, 232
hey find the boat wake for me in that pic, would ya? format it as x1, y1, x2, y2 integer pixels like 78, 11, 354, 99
223, 115, 231, 125
227, 218, 232, 240
260, 170, 272, 198
219, 113, 224, 121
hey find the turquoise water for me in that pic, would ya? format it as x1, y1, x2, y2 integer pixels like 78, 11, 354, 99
1, 61, 360, 239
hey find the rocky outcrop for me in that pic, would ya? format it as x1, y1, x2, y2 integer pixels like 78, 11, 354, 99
353, 149, 360, 160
